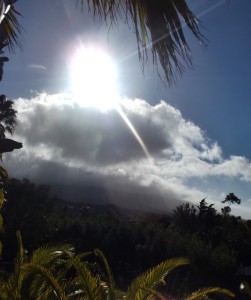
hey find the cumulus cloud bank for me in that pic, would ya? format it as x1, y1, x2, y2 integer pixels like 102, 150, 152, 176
4, 94, 251, 217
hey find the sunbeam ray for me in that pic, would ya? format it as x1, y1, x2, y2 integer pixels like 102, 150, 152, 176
115, 103, 154, 165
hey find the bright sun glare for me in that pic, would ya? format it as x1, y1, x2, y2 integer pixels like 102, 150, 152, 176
70, 46, 118, 110
69, 45, 153, 163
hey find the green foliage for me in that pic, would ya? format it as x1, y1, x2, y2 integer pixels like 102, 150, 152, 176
127, 257, 189, 300
94, 249, 117, 300
0, 231, 74, 300
209, 244, 237, 274
185, 287, 234, 300
172, 202, 197, 233
0, 167, 8, 183
2, 178, 57, 258
1, 179, 251, 298
169, 200, 251, 276
0, 232, 233, 300
0, 189, 4, 210
165, 228, 239, 276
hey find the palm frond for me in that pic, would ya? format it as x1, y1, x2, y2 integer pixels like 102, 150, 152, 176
94, 248, 117, 300
127, 257, 189, 300
30, 243, 74, 267
17, 244, 74, 299
22, 263, 67, 300
185, 287, 235, 300
140, 286, 166, 300
0, 233, 25, 298
70, 256, 106, 300
0, 1, 22, 52
0, 188, 4, 209
15, 230, 25, 274
83, 0, 207, 85
74, 250, 93, 260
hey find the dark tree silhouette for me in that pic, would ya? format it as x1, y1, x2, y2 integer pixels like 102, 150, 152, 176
221, 205, 231, 216
222, 193, 241, 205
197, 198, 217, 219
0, 4, 22, 153
0, 95, 21, 153
0, 95, 17, 138
0, 56, 8, 81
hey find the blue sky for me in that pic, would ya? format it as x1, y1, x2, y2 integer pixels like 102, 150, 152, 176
2, 0, 251, 218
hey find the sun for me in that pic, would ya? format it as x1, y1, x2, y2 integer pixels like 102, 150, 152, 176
69, 46, 119, 110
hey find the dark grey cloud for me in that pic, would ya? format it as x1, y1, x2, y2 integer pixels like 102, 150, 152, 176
16, 97, 171, 164
5, 154, 181, 213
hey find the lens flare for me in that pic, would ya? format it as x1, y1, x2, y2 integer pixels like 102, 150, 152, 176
115, 103, 154, 165
69, 45, 153, 163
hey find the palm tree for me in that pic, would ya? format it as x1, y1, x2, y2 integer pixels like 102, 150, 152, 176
0, 0, 22, 51
0, 231, 75, 300
0, 0, 206, 85
0, 0, 22, 80
0, 232, 235, 300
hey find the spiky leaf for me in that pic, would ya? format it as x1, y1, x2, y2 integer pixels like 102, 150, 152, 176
94, 248, 117, 300
81, 0, 207, 85
0, 214, 3, 230
0, 166, 8, 180
127, 257, 189, 300
0, 188, 4, 209
185, 287, 235, 300
70, 256, 107, 300
23, 263, 67, 300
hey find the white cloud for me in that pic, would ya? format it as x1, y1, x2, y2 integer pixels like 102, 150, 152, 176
4, 94, 251, 217
27, 64, 47, 71
212, 156, 251, 181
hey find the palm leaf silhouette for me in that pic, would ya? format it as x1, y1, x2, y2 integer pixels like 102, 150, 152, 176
23, 263, 67, 300
127, 257, 189, 300
68, 255, 107, 300
80, 0, 207, 84
185, 287, 235, 300
1, 0, 206, 85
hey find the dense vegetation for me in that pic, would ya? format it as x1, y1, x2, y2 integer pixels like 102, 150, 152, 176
0, 231, 235, 300
1, 178, 251, 298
